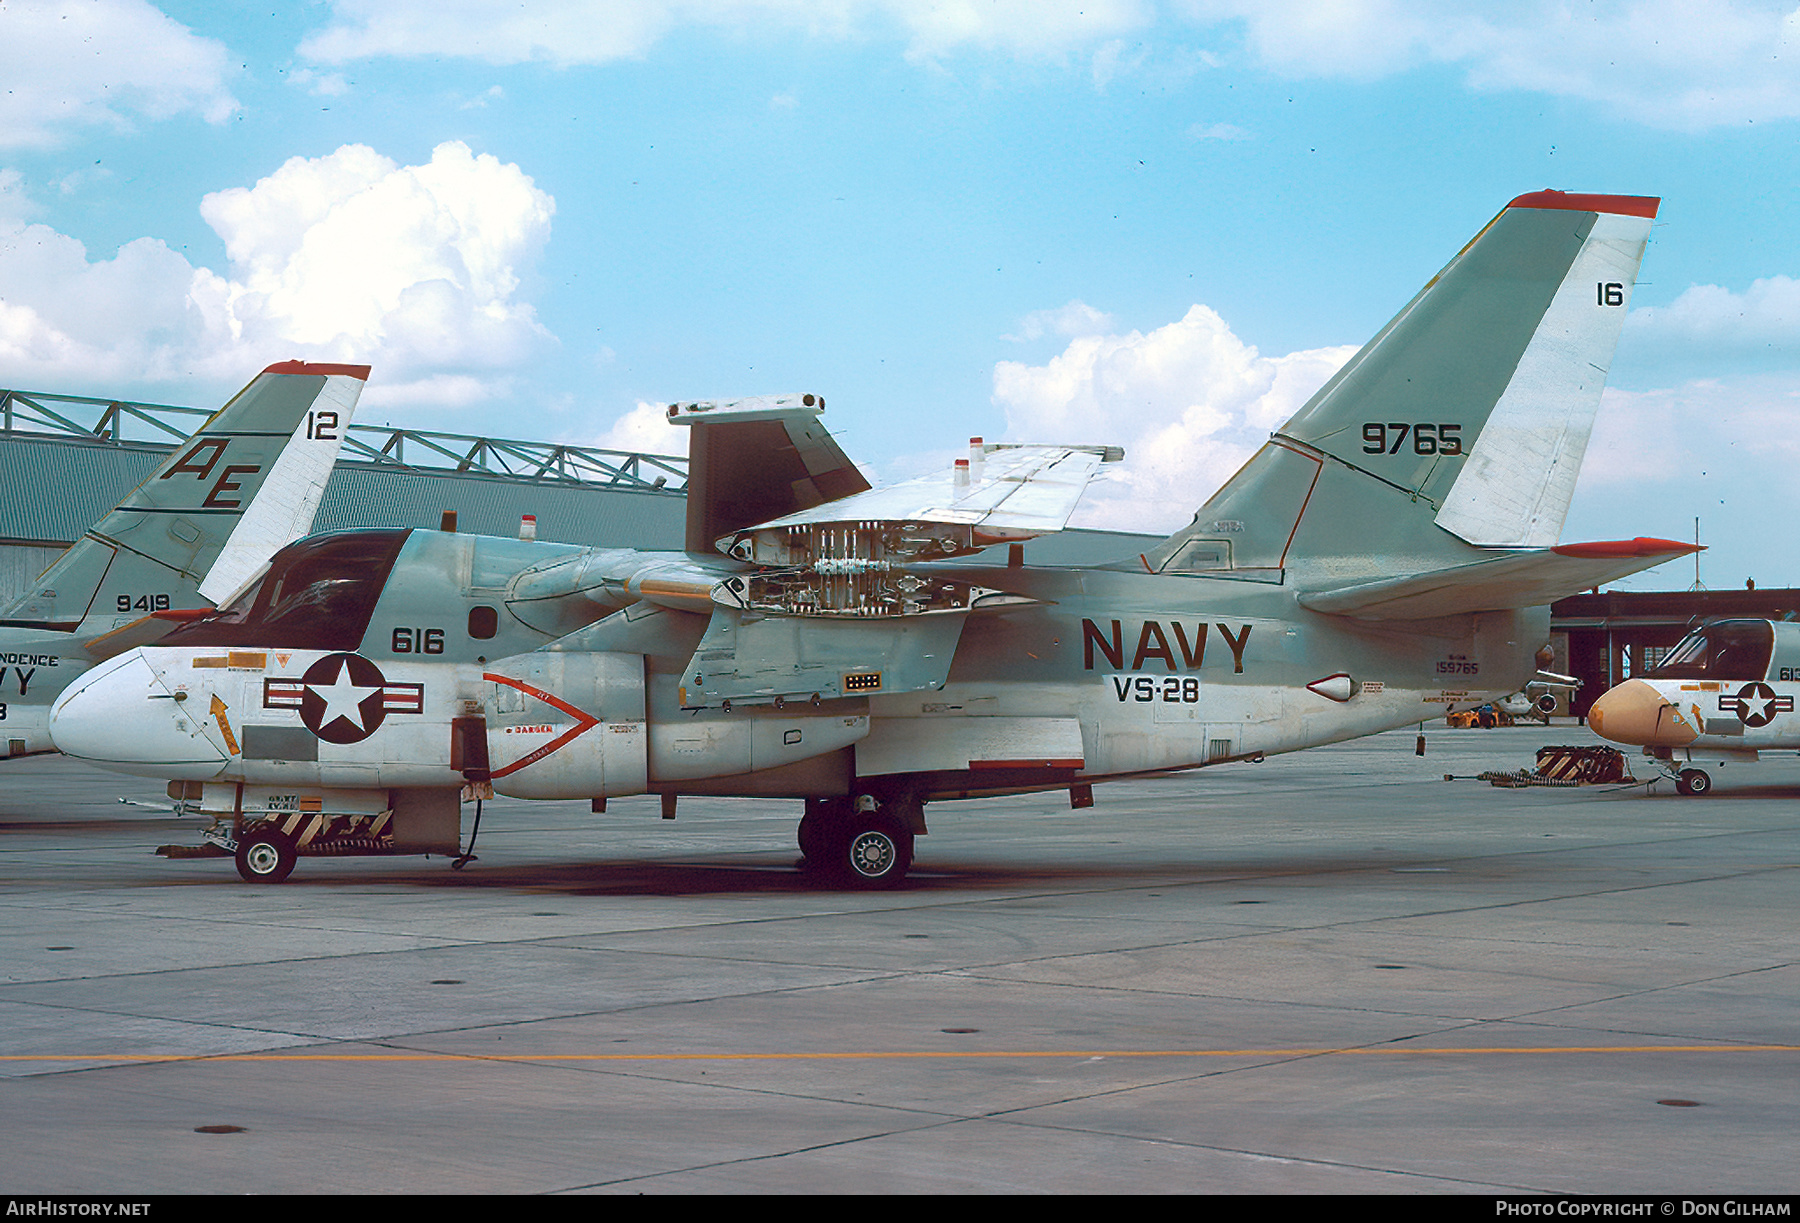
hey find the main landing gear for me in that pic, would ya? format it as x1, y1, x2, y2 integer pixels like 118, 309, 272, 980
798, 794, 918, 889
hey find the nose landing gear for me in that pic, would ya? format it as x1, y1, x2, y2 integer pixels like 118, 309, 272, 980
1675, 768, 1712, 796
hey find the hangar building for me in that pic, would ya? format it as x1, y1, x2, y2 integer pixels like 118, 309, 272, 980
1, 384, 1152, 605
1550, 586, 1800, 718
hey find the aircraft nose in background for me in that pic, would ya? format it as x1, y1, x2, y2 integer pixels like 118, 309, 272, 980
1588, 679, 1694, 747
49, 652, 228, 771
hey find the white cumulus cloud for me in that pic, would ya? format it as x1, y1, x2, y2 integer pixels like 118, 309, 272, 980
1563, 373, 1800, 586
0, 0, 238, 149
1190, 0, 1800, 130
1580, 375, 1800, 487
0, 141, 557, 405
297, 1, 1800, 130
1625, 276, 1800, 357
300, 0, 1154, 67
991, 303, 1355, 531
591, 400, 689, 457
1004, 299, 1118, 343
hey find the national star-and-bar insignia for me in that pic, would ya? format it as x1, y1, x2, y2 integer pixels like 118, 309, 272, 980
1718, 681, 1794, 729
263, 652, 424, 744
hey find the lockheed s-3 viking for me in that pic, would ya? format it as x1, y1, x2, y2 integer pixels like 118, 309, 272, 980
50, 192, 1695, 888
1587, 617, 1800, 794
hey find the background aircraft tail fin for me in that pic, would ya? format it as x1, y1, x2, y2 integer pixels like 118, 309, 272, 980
0, 361, 367, 633
668, 394, 871, 556
1142, 191, 1658, 583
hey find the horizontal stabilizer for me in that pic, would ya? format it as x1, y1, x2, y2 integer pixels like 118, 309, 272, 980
1298, 537, 1697, 620
79, 608, 211, 662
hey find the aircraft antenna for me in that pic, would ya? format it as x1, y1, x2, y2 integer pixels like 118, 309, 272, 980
1688, 517, 1706, 591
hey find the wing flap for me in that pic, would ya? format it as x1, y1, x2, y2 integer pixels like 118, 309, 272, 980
1298, 537, 1697, 620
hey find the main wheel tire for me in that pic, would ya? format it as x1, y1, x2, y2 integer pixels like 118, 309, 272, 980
797, 797, 849, 868
1676, 768, 1712, 797
797, 814, 830, 865
235, 827, 297, 883
836, 811, 913, 889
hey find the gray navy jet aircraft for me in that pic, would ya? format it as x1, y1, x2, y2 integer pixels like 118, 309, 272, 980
50, 192, 1696, 888
0, 361, 366, 758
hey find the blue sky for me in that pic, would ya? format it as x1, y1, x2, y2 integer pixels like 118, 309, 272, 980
2, 1, 1798, 588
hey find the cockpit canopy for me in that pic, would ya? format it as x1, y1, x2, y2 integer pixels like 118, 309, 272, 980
1641, 619, 1774, 682
165, 529, 411, 651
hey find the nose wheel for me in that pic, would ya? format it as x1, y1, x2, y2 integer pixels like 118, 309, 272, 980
1675, 768, 1712, 796
235, 826, 297, 883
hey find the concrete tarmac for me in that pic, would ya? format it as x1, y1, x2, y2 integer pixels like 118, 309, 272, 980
2, 726, 1796, 1195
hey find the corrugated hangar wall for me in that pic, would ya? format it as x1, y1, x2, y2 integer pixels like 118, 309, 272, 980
0, 432, 1153, 604
0, 433, 686, 604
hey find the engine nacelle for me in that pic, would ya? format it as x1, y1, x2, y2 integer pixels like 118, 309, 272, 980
479, 650, 868, 798
648, 703, 870, 784
482, 651, 649, 800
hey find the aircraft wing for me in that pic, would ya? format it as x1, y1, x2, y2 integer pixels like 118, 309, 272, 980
1297, 537, 1697, 621
719, 442, 1123, 562
657, 438, 1120, 708
668, 394, 871, 556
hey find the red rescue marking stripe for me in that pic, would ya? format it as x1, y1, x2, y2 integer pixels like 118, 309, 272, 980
482, 673, 601, 779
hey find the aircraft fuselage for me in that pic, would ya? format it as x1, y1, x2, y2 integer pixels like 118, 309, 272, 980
51, 535, 1541, 807
0, 631, 88, 757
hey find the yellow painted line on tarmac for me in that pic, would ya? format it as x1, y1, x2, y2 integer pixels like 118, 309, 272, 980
5, 1045, 1799, 1064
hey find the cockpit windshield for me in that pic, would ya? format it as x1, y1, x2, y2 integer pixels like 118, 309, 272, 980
1641, 619, 1774, 681
164, 529, 410, 651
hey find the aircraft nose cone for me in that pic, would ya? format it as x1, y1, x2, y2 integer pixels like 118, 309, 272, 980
50, 651, 228, 774
1588, 679, 1695, 747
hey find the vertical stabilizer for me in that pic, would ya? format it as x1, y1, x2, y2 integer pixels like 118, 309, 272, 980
198, 363, 365, 605
1145, 191, 1657, 582
0, 362, 368, 631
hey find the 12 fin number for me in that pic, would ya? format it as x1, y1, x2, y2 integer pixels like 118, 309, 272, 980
1597, 282, 1625, 306
117, 595, 171, 612
1361, 423, 1462, 456
306, 410, 338, 441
